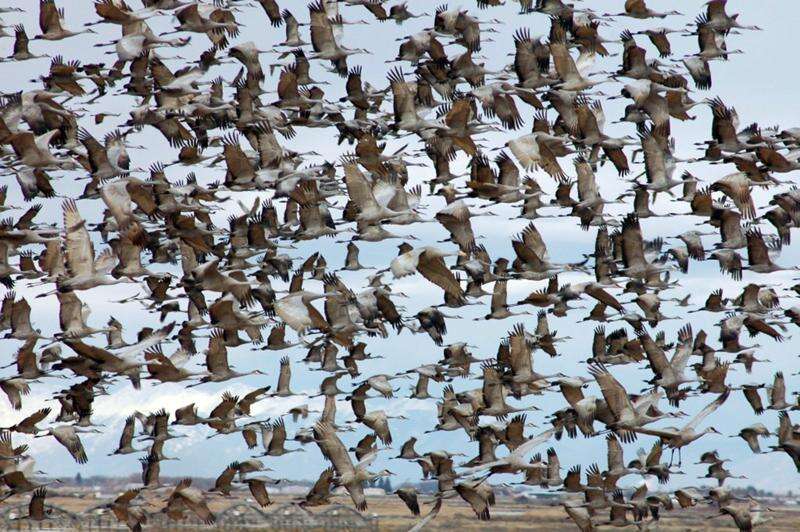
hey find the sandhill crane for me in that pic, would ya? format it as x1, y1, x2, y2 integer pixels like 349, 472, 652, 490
34, 424, 100, 464
91, 489, 146, 531
361, 410, 406, 445
390, 244, 464, 304
185, 259, 253, 305
0, 378, 31, 410
238, 477, 271, 507
167, 3, 239, 45
709, 501, 773, 531
210, 462, 237, 496
627, 440, 679, 485
632, 390, 730, 465
454, 480, 495, 521
188, 329, 266, 386
110, 416, 144, 456
767, 371, 793, 410
691, 15, 744, 60
2, 25, 49, 62
171, 403, 211, 427
266, 356, 295, 396
639, 324, 695, 389
313, 422, 369, 510
0, 471, 59, 502
3, 408, 51, 435
9, 338, 49, 380
461, 428, 554, 476
699, 458, 747, 486
589, 364, 682, 442
300, 467, 335, 507
19, 486, 49, 521
63, 322, 173, 378
359, 373, 407, 399
610, 0, 682, 19
9, 131, 74, 169
395, 487, 421, 516
308, 0, 369, 76
56, 289, 111, 339
42, 200, 131, 294
387, 67, 446, 133
563, 500, 595, 532
703, 1, 762, 31
600, 433, 645, 488
344, 163, 411, 224
274, 291, 331, 335
256, 418, 304, 457
277, 10, 306, 47
163, 478, 215, 524
392, 436, 421, 461
36, 0, 95, 41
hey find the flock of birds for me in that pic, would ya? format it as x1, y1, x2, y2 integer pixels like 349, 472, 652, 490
0, 0, 798, 530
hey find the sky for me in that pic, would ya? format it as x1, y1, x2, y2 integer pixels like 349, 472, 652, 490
2, 0, 800, 494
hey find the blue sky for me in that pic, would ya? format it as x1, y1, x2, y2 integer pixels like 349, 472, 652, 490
2, 0, 800, 493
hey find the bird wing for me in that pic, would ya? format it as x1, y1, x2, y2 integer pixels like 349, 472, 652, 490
258, 0, 282, 25
268, 418, 288, 452
53, 428, 88, 464
63, 200, 95, 277
686, 389, 730, 431
621, 214, 647, 269
630, 425, 678, 439
345, 480, 367, 511
28, 487, 46, 519
309, 1, 338, 55
490, 280, 508, 314
388, 68, 417, 125
397, 489, 420, 516
119, 323, 175, 360
13, 25, 29, 56
344, 163, 380, 214
742, 387, 764, 415
248, 479, 271, 507
22, 407, 52, 428
512, 428, 555, 459
64, 339, 122, 365
745, 229, 772, 267
606, 434, 624, 470
118, 416, 136, 449
178, 488, 215, 524
314, 422, 356, 477
559, 383, 585, 409
277, 356, 291, 391
638, 330, 672, 379
39, 0, 64, 34
771, 372, 786, 407
205, 331, 230, 374
416, 249, 463, 301
549, 39, 579, 82
589, 365, 635, 421
535, 137, 567, 180
584, 284, 624, 313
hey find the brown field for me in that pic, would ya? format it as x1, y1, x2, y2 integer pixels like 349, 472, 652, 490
4, 493, 798, 530
358, 497, 800, 531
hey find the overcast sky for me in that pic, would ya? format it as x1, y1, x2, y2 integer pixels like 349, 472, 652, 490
2, 0, 800, 493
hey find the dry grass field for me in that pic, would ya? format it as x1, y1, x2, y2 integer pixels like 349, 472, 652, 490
361, 497, 800, 531
4, 493, 798, 530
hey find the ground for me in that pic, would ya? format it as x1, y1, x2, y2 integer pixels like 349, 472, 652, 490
2, 493, 798, 530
